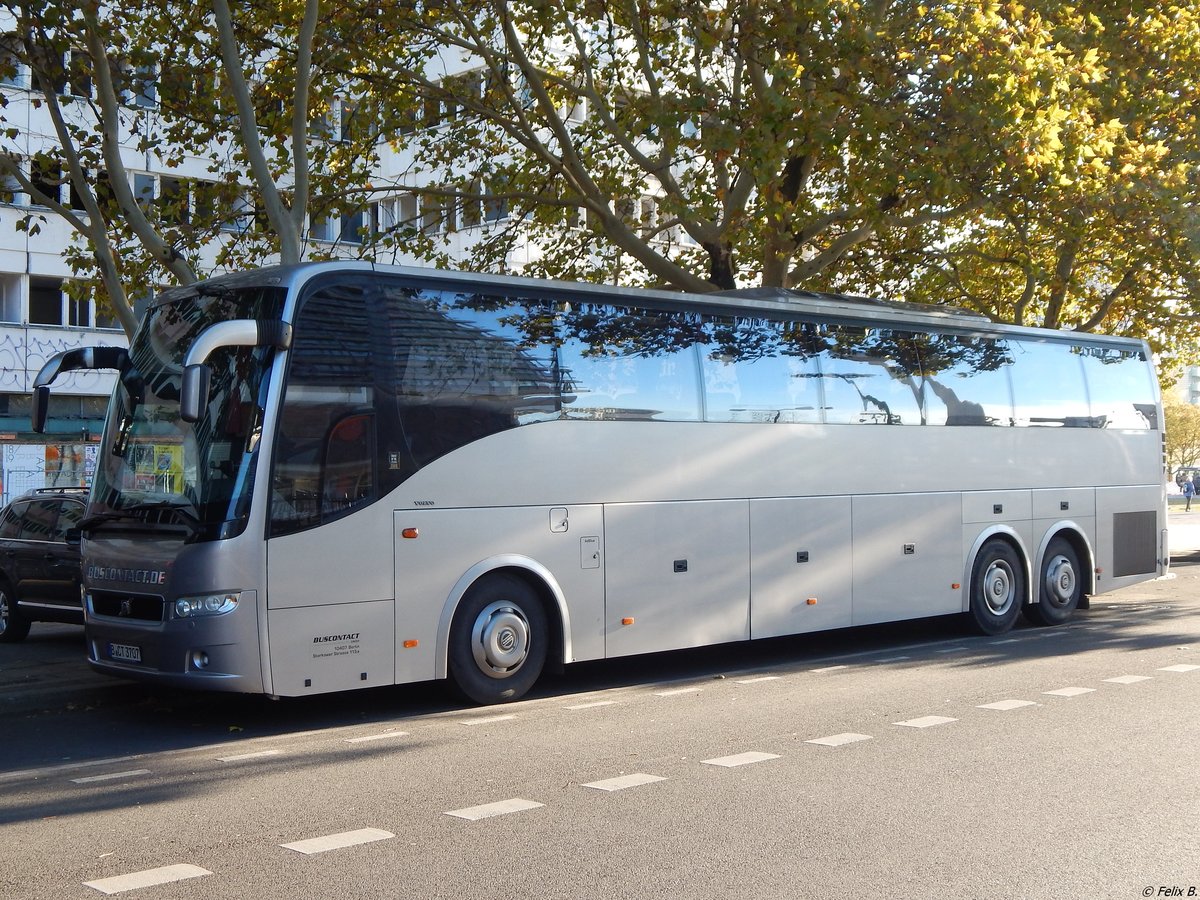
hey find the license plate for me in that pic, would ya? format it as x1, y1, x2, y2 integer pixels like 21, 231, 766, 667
108, 643, 142, 663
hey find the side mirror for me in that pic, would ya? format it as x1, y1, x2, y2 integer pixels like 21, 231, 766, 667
180, 364, 211, 423
64, 526, 82, 547
31, 384, 50, 433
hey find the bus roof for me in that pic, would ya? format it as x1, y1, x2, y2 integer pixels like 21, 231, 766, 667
159, 260, 1148, 352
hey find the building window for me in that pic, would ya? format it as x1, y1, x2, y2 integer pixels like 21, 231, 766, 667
29, 156, 63, 207
29, 276, 65, 325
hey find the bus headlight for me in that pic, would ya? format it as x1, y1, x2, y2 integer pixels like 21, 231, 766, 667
174, 592, 240, 619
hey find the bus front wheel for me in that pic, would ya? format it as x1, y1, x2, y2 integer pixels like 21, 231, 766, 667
1024, 537, 1082, 626
968, 541, 1025, 636
448, 574, 547, 705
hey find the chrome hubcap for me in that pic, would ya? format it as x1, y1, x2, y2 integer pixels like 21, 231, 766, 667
983, 560, 1016, 616
471, 601, 531, 679
1043, 554, 1076, 608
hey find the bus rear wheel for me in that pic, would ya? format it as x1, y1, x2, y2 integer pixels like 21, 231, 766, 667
448, 574, 547, 705
968, 541, 1025, 636
1024, 537, 1082, 626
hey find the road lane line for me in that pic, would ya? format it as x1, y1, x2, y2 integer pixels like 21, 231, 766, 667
566, 701, 617, 710
447, 799, 544, 820
702, 751, 781, 767
281, 828, 394, 855
894, 716, 957, 728
655, 687, 702, 697
345, 731, 409, 744
1158, 664, 1200, 673
1, 756, 142, 782
736, 675, 780, 684
1043, 687, 1095, 697
582, 773, 667, 791
216, 750, 281, 762
83, 864, 210, 894
805, 733, 873, 747
810, 665, 848, 673
977, 700, 1039, 711
1104, 675, 1152, 684
460, 714, 516, 726
71, 770, 151, 784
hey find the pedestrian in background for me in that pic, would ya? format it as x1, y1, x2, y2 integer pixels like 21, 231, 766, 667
1185, 477, 1195, 511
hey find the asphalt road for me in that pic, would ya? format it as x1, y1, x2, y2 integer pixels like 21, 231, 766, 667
0, 517, 1197, 899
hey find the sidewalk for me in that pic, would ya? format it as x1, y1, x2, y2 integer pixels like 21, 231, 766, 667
1168, 509, 1200, 561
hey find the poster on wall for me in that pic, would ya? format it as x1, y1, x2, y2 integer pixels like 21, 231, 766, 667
1, 443, 93, 504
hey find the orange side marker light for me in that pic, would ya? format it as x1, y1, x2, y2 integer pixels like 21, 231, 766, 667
401, 527, 419, 539
403, 639, 419, 649
621, 617, 635, 626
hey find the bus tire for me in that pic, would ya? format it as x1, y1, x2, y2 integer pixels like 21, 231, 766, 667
0, 582, 31, 643
447, 573, 547, 705
968, 541, 1024, 636
1024, 537, 1082, 626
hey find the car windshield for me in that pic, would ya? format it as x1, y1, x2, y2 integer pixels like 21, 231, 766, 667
89, 282, 286, 541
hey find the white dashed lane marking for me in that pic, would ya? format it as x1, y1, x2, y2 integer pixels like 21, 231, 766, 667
702, 751, 781, 768
736, 675, 780, 684
810, 665, 848, 673
565, 700, 617, 710
216, 750, 281, 762
582, 773, 667, 791
977, 700, 1039, 711
281, 828, 394, 855
1159, 664, 1200, 673
1044, 687, 1096, 697
447, 799, 545, 821
805, 733, 873, 747
655, 687, 703, 697
345, 731, 409, 744
83, 864, 211, 895
460, 714, 516, 726
1104, 675, 1152, 684
894, 716, 957, 728
70, 770, 151, 785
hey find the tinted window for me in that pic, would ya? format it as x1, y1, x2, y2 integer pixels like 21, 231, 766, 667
52, 500, 84, 539
1080, 346, 1157, 430
1009, 340, 1090, 427
921, 334, 1014, 426
818, 326, 924, 425
700, 318, 822, 424
558, 304, 701, 422
0, 503, 25, 538
272, 280, 375, 535
17, 500, 60, 540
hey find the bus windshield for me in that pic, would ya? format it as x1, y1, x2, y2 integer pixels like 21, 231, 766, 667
89, 284, 286, 541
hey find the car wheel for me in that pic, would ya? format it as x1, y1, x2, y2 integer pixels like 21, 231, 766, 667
0, 583, 31, 643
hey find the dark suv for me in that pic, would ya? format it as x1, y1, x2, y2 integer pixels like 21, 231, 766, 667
0, 487, 88, 642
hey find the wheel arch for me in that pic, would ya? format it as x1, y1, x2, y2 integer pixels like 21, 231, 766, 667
1032, 522, 1096, 602
962, 526, 1032, 613
433, 554, 571, 681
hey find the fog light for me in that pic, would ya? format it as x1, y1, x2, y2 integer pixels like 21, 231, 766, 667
192, 650, 210, 669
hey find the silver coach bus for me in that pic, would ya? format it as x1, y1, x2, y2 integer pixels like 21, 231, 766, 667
32, 262, 1166, 703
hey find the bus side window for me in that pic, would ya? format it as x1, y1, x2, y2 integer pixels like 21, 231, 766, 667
322, 413, 375, 515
